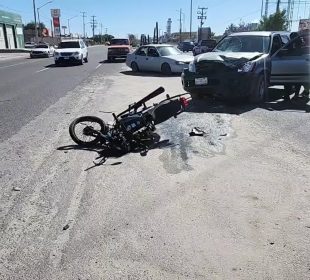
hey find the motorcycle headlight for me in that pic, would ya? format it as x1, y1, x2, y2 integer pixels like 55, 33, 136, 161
238, 61, 256, 73
188, 61, 196, 72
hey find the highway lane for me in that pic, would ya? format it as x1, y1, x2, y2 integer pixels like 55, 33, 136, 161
0, 46, 124, 142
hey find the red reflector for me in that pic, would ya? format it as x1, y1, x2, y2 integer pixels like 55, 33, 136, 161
180, 97, 190, 107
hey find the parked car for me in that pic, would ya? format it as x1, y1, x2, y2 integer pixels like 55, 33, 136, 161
182, 31, 291, 103
192, 39, 217, 56
270, 30, 310, 90
24, 41, 36, 49
30, 44, 54, 58
107, 38, 131, 62
54, 39, 88, 65
126, 44, 194, 75
177, 41, 195, 52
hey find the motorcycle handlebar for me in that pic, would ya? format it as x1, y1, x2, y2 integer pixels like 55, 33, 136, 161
133, 87, 165, 109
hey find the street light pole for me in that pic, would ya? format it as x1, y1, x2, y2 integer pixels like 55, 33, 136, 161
68, 16, 78, 38
32, 0, 39, 43
190, 0, 193, 40
37, 1, 53, 41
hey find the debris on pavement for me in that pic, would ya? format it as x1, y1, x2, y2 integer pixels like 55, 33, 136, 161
12, 187, 21, 191
189, 127, 206, 137
63, 224, 70, 231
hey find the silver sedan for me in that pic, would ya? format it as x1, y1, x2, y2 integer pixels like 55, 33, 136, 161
126, 44, 193, 75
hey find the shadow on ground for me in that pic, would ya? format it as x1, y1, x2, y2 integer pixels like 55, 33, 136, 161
187, 88, 310, 115
120, 70, 181, 78
45, 63, 82, 68
99, 59, 126, 64
57, 136, 174, 171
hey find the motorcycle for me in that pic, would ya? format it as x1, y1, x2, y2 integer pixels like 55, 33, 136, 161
69, 87, 191, 156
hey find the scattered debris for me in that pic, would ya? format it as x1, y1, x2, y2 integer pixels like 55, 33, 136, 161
12, 187, 21, 191
269, 242, 275, 245
189, 127, 205, 137
63, 224, 70, 231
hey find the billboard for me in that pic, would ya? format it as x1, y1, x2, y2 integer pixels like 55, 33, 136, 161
51, 9, 61, 18
51, 9, 61, 37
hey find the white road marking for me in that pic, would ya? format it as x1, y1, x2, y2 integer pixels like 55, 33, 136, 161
95, 64, 102, 69
36, 68, 49, 73
0, 60, 38, 70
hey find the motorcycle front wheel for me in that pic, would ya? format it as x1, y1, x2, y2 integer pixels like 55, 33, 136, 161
69, 116, 108, 147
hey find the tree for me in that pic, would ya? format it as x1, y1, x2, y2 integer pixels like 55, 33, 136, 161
93, 34, 114, 44
128, 34, 138, 47
224, 22, 259, 35
258, 10, 288, 31
24, 21, 46, 31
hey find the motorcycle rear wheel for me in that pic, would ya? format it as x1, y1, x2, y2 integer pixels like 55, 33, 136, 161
69, 116, 108, 147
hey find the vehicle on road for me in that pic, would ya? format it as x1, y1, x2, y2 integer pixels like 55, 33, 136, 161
126, 44, 194, 75
30, 44, 54, 58
192, 39, 217, 56
68, 87, 191, 162
177, 41, 195, 52
270, 30, 310, 91
182, 31, 291, 103
107, 38, 131, 62
24, 41, 36, 49
54, 39, 88, 65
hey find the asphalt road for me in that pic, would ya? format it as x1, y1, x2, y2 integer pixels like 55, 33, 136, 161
0, 45, 123, 142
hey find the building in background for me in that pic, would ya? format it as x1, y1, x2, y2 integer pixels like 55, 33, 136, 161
0, 10, 24, 49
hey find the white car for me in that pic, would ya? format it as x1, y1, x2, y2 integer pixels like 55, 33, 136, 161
126, 44, 193, 75
30, 44, 55, 58
54, 39, 88, 65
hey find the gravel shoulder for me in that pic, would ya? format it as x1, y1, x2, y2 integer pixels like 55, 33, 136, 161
0, 67, 309, 280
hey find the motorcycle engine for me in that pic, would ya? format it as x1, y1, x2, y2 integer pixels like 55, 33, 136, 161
119, 114, 147, 133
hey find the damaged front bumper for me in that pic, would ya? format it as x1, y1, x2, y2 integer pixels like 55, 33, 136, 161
181, 68, 259, 100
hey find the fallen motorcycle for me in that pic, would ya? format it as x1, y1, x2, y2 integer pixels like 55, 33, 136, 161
69, 87, 191, 154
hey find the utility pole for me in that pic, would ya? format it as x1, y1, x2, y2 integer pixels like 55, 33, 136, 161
265, 0, 269, 17
197, 7, 207, 28
90, 15, 97, 39
276, 0, 281, 12
100, 23, 103, 44
81, 11, 86, 38
32, 0, 39, 43
190, 0, 193, 40
177, 9, 182, 42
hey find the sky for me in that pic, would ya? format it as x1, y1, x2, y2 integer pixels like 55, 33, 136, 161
0, 0, 308, 37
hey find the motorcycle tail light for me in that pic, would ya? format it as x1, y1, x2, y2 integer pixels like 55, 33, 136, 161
180, 96, 190, 108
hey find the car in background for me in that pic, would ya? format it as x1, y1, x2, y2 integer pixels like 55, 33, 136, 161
271, 30, 310, 90
192, 39, 217, 56
182, 31, 291, 103
54, 39, 88, 65
107, 38, 131, 62
126, 44, 193, 75
24, 41, 36, 49
177, 41, 195, 52
30, 44, 54, 58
